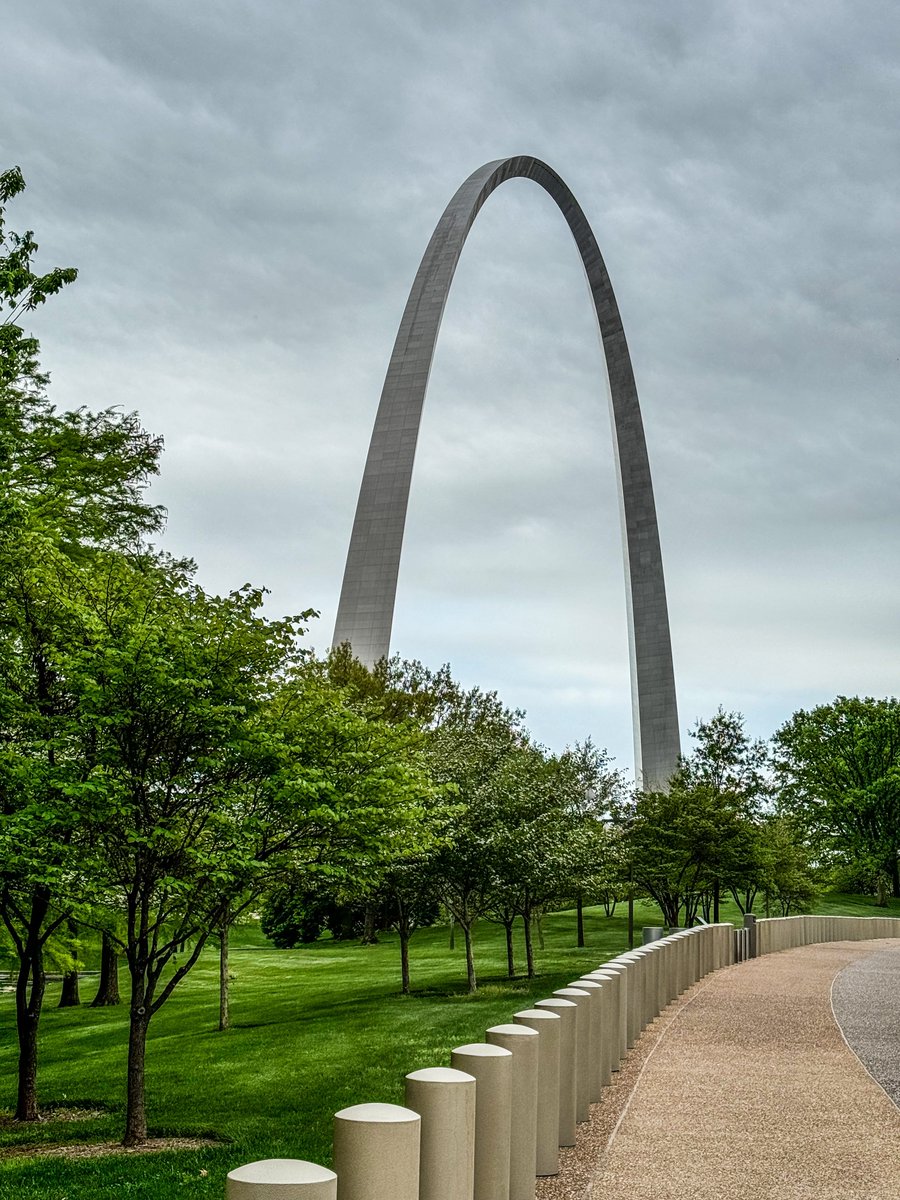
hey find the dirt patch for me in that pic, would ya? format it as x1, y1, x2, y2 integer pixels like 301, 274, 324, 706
0, 1105, 108, 1130
3, 1136, 220, 1160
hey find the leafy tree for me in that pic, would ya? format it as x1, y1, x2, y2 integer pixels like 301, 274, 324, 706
376, 861, 442, 994
481, 743, 571, 978
761, 816, 819, 915
562, 739, 624, 944
615, 782, 755, 927
0, 167, 164, 1120
424, 685, 529, 992
673, 708, 769, 919
676, 706, 769, 800
262, 882, 376, 947
56, 551, 432, 1144
774, 696, 900, 899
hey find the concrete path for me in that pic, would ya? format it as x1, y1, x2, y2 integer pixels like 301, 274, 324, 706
832, 944, 900, 1108
537, 940, 900, 1200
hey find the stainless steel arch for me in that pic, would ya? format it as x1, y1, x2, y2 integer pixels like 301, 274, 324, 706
333, 156, 680, 789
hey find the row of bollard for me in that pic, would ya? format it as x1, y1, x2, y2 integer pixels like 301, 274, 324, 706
756, 913, 900, 954
227, 923, 735, 1200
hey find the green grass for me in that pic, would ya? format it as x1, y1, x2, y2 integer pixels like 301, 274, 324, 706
1, 891, 897, 1199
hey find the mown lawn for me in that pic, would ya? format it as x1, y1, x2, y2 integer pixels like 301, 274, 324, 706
1, 892, 896, 1199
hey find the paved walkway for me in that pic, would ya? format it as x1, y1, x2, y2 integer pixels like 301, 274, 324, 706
832, 944, 900, 1108
537, 940, 900, 1200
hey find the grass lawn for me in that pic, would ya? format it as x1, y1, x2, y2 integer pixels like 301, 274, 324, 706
1, 892, 896, 1199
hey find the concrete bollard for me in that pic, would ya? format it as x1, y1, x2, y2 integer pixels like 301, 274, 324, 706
661, 937, 677, 1006
633, 946, 658, 1026
571, 978, 605, 1097
589, 965, 627, 1066
534, 997, 577, 1147
609, 953, 641, 1046
670, 931, 689, 995
451, 1043, 513, 1200
333, 1103, 420, 1200
486, 1024, 539, 1200
744, 913, 757, 959
227, 1161, 337, 1200
405, 1067, 476, 1200
513, 1008, 561, 1177
580, 971, 616, 1083
553, 987, 591, 1122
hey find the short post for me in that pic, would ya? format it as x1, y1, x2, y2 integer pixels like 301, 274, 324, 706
580, 973, 615, 1084
553, 987, 591, 1122
590, 965, 627, 1066
513, 1008, 561, 1177
450, 1043, 513, 1200
744, 913, 757, 959
571, 978, 605, 1097
609, 953, 641, 1046
333, 1103, 420, 1200
534, 997, 577, 1147
405, 1067, 476, 1200
486, 1024, 539, 1200
227, 1161, 337, 1199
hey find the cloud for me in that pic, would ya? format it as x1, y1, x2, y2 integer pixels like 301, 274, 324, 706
4, 0, 899, 775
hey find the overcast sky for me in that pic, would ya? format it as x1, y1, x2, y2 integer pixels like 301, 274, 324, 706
5, 1, 899, 778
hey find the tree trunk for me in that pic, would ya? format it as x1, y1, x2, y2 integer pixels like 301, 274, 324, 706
523, 911, 535, 978
713, 879, 720, 924
58, 918, 80, 1007
891, 854, 899, 899
504, 919, 516, 978
576, 892, 585, 948
14, 888, 52, 1122
91, 933, 121, 1006
449, 917, 455, 950
15, 945, 44, 1121
123, 986, 150, 1145
462, 922, 477, 994
361, 902, 378, 945
218, 919, 230, 1031
58, 969, 80, 1007
400, 929, 410, 995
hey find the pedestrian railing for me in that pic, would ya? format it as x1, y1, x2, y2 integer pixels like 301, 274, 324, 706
226, 914, 899, 1199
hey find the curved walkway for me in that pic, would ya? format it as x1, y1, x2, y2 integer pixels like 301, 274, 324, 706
538, 939, 900, 1200
832, 944, 900, 1107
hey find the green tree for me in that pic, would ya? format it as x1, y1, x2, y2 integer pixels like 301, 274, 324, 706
615, 782, 754, 927
774, 696, 900, 900
673, 708, 769, 920
424, 685, 530, 993
562, 739, 624, 945
761, 816, 819, 915
58, 555, 431, 1144
0, 167, 165, 1120
376, 860, 442, 994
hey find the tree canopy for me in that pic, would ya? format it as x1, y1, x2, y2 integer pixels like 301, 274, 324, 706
774, 695, 900, 900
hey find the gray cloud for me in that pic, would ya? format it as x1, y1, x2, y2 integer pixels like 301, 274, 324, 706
4, 0, 899, 775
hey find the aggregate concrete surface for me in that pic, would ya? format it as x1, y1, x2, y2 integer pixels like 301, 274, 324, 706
832, 944, 900, 1108
536, 940, 900, 1200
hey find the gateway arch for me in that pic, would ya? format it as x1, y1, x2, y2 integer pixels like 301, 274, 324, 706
333, 156, 680, 790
